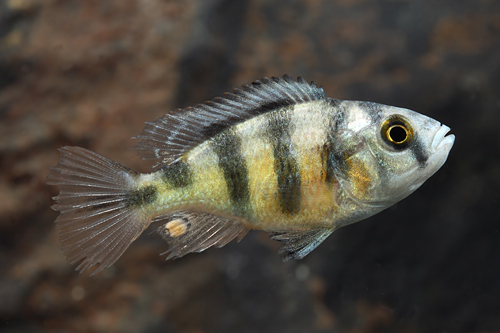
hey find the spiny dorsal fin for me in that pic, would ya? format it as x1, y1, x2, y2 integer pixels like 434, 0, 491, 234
270, 227, 336, 261
155, 210, 249, 260
133, 75, 326, 170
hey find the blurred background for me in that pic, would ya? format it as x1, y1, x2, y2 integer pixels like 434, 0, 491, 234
1, 0, 499, 332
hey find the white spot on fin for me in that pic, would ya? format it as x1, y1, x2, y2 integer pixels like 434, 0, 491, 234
155, 211, 249, 260
165, 219, 188, 237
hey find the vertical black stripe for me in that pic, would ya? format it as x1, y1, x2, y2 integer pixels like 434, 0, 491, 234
212, 130, 251, 214
267, 107, 301, 215
161, 160, 192, 188
323, 99, 346, 184
323, 138, 342, 184
410, 134, 429, 167
125, 185, 158, 208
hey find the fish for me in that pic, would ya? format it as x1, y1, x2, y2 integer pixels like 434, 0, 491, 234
47, 75, 455, 274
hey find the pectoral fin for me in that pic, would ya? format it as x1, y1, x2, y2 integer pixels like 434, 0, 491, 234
269, 227, 336, 261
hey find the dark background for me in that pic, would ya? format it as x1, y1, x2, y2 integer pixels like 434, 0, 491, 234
1, 0, 499, 332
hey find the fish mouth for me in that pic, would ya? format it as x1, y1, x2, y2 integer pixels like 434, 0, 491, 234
431, 124, 455, 151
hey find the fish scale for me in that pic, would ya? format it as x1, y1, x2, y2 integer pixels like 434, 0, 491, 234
47, 75, 454, 274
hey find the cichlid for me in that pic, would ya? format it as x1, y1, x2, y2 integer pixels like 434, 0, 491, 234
47, 75, 455, 274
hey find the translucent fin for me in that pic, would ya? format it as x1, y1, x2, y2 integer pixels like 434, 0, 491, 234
47, 147, 150, 275
155, 211, 249, 260
269, 227, 336, 261
133, 74, 326, 170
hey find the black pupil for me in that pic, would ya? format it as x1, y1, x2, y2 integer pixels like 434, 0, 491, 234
389, 126, 407, 143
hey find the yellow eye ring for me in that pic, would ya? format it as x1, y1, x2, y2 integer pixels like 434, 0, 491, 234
386, 124, 409, 144
381, 116, 413, 150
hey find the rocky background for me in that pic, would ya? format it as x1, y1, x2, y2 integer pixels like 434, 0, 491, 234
1, 0, 499, 332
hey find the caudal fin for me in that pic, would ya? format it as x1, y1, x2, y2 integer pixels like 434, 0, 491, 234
47, 147, 150, 275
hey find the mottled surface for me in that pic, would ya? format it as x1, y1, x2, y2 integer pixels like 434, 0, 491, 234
1, 0, 499, 332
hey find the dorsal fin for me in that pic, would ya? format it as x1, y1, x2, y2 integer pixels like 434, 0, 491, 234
132, 74, 326, 170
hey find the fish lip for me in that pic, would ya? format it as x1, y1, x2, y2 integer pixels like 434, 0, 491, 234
431, 124, 455, 150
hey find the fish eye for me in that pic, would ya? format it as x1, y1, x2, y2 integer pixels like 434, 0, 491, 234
387, 125, 408, 143
381, 116, 413, 150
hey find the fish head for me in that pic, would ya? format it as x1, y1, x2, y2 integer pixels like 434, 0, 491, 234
338, 102, 455, 207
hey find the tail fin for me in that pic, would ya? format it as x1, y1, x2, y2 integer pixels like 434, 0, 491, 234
47, 147, 150, 275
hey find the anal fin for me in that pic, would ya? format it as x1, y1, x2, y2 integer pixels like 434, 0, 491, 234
155, 211, 249, 260
269, 227, 336, 261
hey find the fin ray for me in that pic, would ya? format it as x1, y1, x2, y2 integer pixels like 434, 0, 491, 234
270, 227, 336, 261
47, 147, 150, 275
133, 75, 326, 169
155, 210, 249, 260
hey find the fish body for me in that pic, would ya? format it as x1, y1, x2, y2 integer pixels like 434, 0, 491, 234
47, 75, 455, 274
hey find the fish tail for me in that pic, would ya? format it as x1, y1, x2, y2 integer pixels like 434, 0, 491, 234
47, 146, 150, 275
